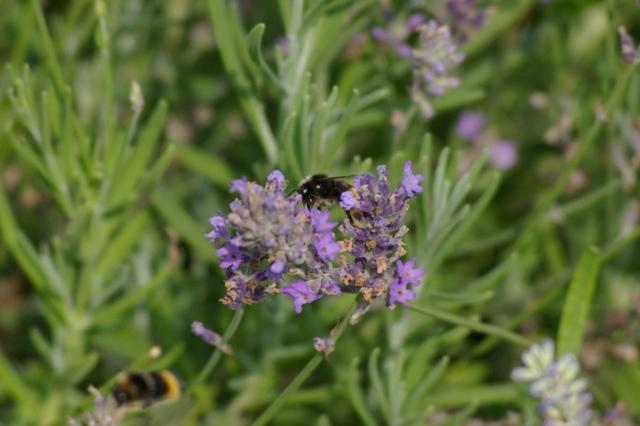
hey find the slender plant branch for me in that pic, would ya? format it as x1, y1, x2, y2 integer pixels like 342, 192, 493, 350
188, 308, 245, 393
407, 303, 531, 347
251, 300, 358, 426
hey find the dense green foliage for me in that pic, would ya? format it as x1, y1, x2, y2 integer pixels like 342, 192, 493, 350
0, 0, 639, 425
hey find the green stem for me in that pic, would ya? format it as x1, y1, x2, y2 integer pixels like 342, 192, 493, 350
545, 179, 622, 223
188, 308, 245, 392
407, 303, 531, 347
601, 227, 640, 263
251, 300, 357, 426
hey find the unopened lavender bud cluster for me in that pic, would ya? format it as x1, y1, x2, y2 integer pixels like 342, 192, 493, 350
410, 21, 465, 118
206, 163, 425, 320
618, 26, 638, 64
370, 7, 464, 119
446, 0, 488, 42
512, 340, 593, 426
192, 321, 233, 355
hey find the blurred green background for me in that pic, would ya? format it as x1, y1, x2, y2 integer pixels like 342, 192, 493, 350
0, 0, 639, 424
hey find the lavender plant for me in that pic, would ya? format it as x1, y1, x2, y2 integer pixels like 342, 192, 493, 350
2, 0, 640, 425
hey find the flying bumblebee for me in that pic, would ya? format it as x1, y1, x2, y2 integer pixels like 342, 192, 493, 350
296, 174, 353, 209
111, 370, 181, 407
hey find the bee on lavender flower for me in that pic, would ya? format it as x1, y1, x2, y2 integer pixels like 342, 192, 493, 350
295, 174, 364, 226
296, 174, 353, 209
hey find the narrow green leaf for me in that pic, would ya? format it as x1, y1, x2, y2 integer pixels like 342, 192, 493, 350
368, 348, 390, 423
138, 143, 176, 191
310, 86, 338, 171
95, 212, 150, 277
174, 144, 233, 188
247, 23, 285, 92
346, 358, 377, 426
431, 172, 500, 270
0, 349, 36, 415
0, 186, 47, 290
150, 189, 214, 260
440, 402, 479, 426
109, 100, 168, 205
92, 263, 176, 325
408, 303, 530, 347
320, 89, 359, 171
282, 112, 304, 182
432, 88, 485, 114
30, 0, 66, 92
406, 356, 449, 412
557, 247, 602, 356
427, 384, 521, 407
207, 0, 277, 163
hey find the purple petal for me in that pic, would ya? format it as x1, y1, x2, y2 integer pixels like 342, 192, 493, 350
340, 190, 359, 210
401, 161, 424, 197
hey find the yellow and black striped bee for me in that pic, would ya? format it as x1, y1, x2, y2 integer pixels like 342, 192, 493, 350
296, 174, 353, 209
111, 370, 181, 407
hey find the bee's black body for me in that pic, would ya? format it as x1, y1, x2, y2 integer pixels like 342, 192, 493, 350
111, 370, 181, 407
297, 174, 352, 209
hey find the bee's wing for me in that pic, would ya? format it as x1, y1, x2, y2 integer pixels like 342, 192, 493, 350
321, 174, 356, 181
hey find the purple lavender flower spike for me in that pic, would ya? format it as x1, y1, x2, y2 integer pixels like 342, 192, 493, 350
208, 166, 424, 318
512, 340, 593, 426
618, 26, 637, 64
446, 0, 488, 42
455, 111, 486, 143
489, 140, 518, 170
282, 281, 322, 313
402, 161, 424, 197
410, 21, 464, 118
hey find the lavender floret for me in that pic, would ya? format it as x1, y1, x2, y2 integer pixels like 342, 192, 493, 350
281, 281, 322, 313
410, 21, 465, 118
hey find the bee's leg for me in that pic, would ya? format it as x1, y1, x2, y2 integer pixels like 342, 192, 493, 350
142, 397, 154, 408
346, 210, 355, 226
346, 209, 364, 228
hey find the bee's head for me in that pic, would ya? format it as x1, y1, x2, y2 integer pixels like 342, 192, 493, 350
112, 386, 131, 406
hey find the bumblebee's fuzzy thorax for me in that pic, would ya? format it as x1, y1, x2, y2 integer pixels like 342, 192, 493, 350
297, 174, 352, 209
